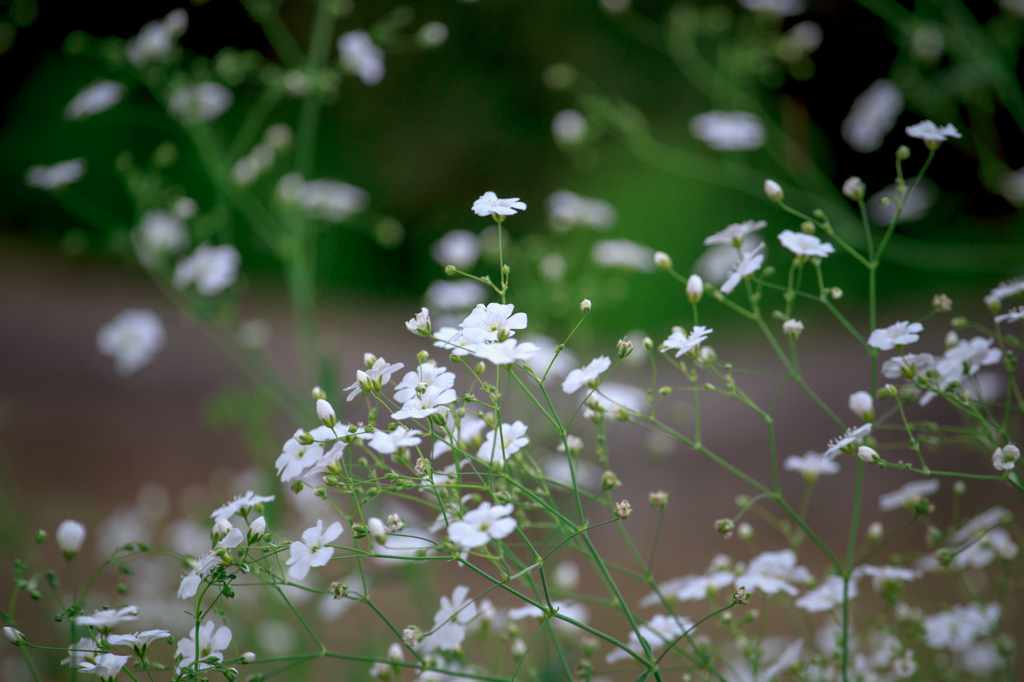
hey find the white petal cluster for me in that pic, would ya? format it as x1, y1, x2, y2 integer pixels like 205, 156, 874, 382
778, 229, 835, 258
737, 549, 812, 596
720, 243, 766, 295
133, 210, 190, 268
431, 230, 481, 269
277, 173, 370, 222
26, 158, 87, 190
173, 243, 241, 296
447, 502, 517, 549
561, 356, 612, 393
126, 9, 188, 68
905, 120, 962, 142
546, 191, 616, 230
591, 239, 656, 272
175, 620, 232, 672
478, 421, 530, 464
97, 309, 166, 376
168, 82, 234, 124
879, 479, 940, 512
287, 520, 344, 580
65, 80, 126, 121
472, 191, 527, 217
338, 30, 386, 86
703, 219, 767, 247
689, 110, 766, 151
661, 325, 713, 358
841, 79, 904, 153
867, 321, 923, 351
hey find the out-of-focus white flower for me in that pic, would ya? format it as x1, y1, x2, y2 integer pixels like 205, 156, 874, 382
97, 309, 166, 376
392, 385, 457, 420
639, 556, 735, 606
995, 306, 1024, 324
588, 381, 648, 416
286, 520, 344, 580
426, 281, 487, 312
605, 614, 693, 663
472, 192, 527, 218
26, 158, 87, 190
368, 427, 422, 455
338, 30, 385, 86
546, 191, 616, 230
173, 243, 241, 296
479, 421, 529, 463
65, 80, 126, 120
125, 9, 188, 68
210, 490, 274, 525
782, 318, 804, 337
538, 252, 568, 281
554, 561, 580, 590
599, 0, 632, 13
133, 210, 190, 268
551, 109, 588, 145
232, 143, 275, 186
738, 549, 812, 596
62, 637, 99, 666
447, 502, 517, 549
738, 0, 805, 16
999, 167, 1024, 205
961, 640, 1004, 676
418, 586, 477, 652
867, 179, 937, 225
842, 79, 904, 153
857, 564, 921, 592
783, 451, 840, 481
720, 243, 766, 295
394, 363, 455, 404
689, 110, 765, 151
661, 325, 712, 358
848, 391, 874, 421
779, 21, 823, 61
431, 230, 481, 269
906, 120, 961, 143
882, 352, 935, 379
879, 479, 939, 512
56, 520, 87, 559
405, 307, 432, 336
868, 320, 923, 351
75, 606, 139, 632
697, 238, 763, 286
175, 620, 232, 672
417, 22, 449, 47
107, 629, 172, 652
168, 82, 233, 124
795, 575, 853, 613
562, 356, 612, 393
278, 173, 370, 222
591, 239, 656, 272
923, 602, 1000, 652
778, 230, 835, 258
80, 653, 131, 678
824, 423, 872, 459
704, 220, 767, 247
992, 444, 1020, 472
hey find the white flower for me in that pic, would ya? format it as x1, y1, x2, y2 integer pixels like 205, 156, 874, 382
173, 243, 241, 296
661, 325, 713, 358
782, 318, 804, 336
426, 281, 487, 311
995, 306, 1024, 324
689, 110, 766, 151
737, 549, 812, 596
989, 276, 1024, 302
433, 327, 477, 356
841, 79, 904, 153
80, 653, 130, 678
405, 307, 431, 336
686, 274, 703, 302
923, 603, 1000, 652
175, 620, 232, 672
278, 174, 370, 223
417, 21, 449, 47
460, 303, 528, 343
930, 337, 1002, 397
882, 352, 935, 379
605, 614, 693, 663
132, 210, 189, 267
96, 309, 166, 376
65, 80, 126, 120
783, 451, 840, 480
961, 641, 1003, 676
952, 528, 1019, 570
211, 490, 275, 522
848, 391, 874, 421
177, 552, 222, 599
823, 423, 871, 459
640, 556, 735, 606
738, 0, 805, 16
392, 385, 457, 420
62, 638, 99, 667
168, 82, 233, 124
338, 30, 385, 86
394, 364, 456, 404
26, 158, 87, 190
472, 191, 527, 217
418, 586, 478, 652
448, 502, 517, 549
546, 191, 616, 230
992, 444, 1020, 472
720, 243, 766, 295
479, 421, 529, 463
591, 239, 656, 272
472, 339, 540, 365
125, 9, 188, 68
368, 427, 423, 455
75, 606, 138, 632
107, 630, 171, 651
905, 120, 962, 142
842, 176, 867, 200
703, 220, 767, 247
275, 433, 324, 482
795, 575, 854, 613
551, 109, 588, 145
344, 357, 405, 400
764, 179, 784, 202
867, 321, 924, 351
431, 230, 480, 269
4, 627, 24, 644
857, 565, 921, 592
56, 520, 87, 558
778, 229, 835, 258
286, 520, 344, 580
879, 479, 940, 512
587, 381, 648, 416
562, 356, 612, 393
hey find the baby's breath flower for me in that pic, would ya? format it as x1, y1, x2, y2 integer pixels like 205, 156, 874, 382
782, 319, 804, 337
97, 309, 166, 376
472, 191, 526, 218
662, 325, 712, 357
848, 391, 874, 422
842, 176, 866, 200
546, 191, 616, 230
715, 518, 735, 538
905, 120, 962, 145
842, 79, 903, 153
580, 299, 592, 313
648, 491, 668, 508
615, 500, 633, 519
551, 109, 588, 145
933, 293, 953, 312
704, 220, 767, 247
338, 30, 385, 86
686, 274, 704, 303
857, 446, 881, 464
56, 520, 86, 560
690, 111, 765, 151
4, 627, 25, 644
65, 80, 126, 121
778, 230, 835, 258
868, 320, 923, 351
720, 243, 766, 295
26, 158, 87, 190
654, 251, 673, 270
992, 444, 1020, 472
601, 471, 621, 489
764, 180, 784, 203
562, 356, 611, 393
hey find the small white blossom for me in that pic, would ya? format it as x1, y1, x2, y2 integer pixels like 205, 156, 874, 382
995, 306, 1024, 324
394, 364, 456, 404
460, 303, 528, 343
168, 82, 233, 124
211, 491, 275, 522
868, 320, 924, 351
824, 423, 872, 459
392, 385, 457, 420
905, 120, 962, 142
689, 110, 766, 151
783, 451, 840, 480
737, 549, 812, 596
992, 444, 1020, 472
426, 281, 487, 311
857, 565, 921, 592
418, 586, 477, 652
175, 621, 232, 672
26, 158, 87, 190
133, 210, 190, 268
344, 357, 405, 400
782, 318, 804, 336
405, 307, 431, 336
795, 575, 854, 613
640, 556, 735, 606
96, 309, 166, 376
720, 243, 766, 295
80, 653, 130, 679
923, 602, 1000, 652
472, 191, 527, 217
368, 427, 423, 455
75, 606, 138, 632
278, 173, 370, 223
842, 79, 904, 153
881, 352, 935, 379
764, 180, 784, 202
173, 243, 241, 296
287, 520, 344, 580
551, 109, 588, 145
879, 479, 939, 512
562, 356, 612, 394
448, 502, 517, 549
472, 339, 540, 365
479, 421, 529, 463
107, 630, 171, 651
591, 239, 656, 272
546, 190, 616, 230
661, 325, 712, 358
605, 614, 693, 663
125, 9, 188, 68
703, 219, 767, 247
275, 432, 324, 482
56, 520, 87, 558
338, 30, 385, 86
778, 229, 835, 258
848, 391, 874, 421
431, 230, 481, 269
65, 80, 126, 121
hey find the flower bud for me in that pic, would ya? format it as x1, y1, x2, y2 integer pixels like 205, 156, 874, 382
738, 522, 754, 541
35, 530, 47, 544
686, 274, 704, 303
951, 316, 968, 329
247, 516, 266, 543
732, 586, 749, 605
474, 362, 486, 375
580, 299, 592, 313
402, 627, 422, 647
364, 353, 378, 368
953, 480, 966, 496
848, 391, 874, 422
866, 521, 883, 542
297, 431, 315, 445
992, 444, 1020, 472
387, 513, 405, 532
799, 220, 816, 235
857, 446, 880, 463
648, 490, 668, 509
932, 293, 952, 312
212, 519, 233, 543
764, 179, 784, 203
311, 386, 327, 400
242, 652, 256, 664
715, 518, 735, 538
316, 399, 337, 427
654, 251, 673, 270
614, 500, 632, 519
601, 470, 621, 489
984, 294, 1001, 313
842, 176, 866, 201
616, 338, 633, 358
4, 627, 25, 645
944, 330, 959, 348
830, 287, 843, 300
56, 520, 87, 560
642, 336, 654, 350
895, 145, 911, 160
387, 642, 405, 663
511, 638, 528, 657
367, 517, 388, 545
